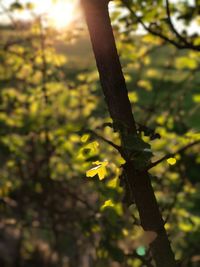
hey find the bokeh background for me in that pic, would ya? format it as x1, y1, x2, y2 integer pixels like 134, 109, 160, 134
0, 0, 200, 266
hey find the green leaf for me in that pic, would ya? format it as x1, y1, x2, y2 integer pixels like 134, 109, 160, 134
86, 161, 108, 180
193, 94, 200, 103
81, 134, 90, 143
167, 158, 177, 165
101, 199, 115, 210
175, 57, 198, 70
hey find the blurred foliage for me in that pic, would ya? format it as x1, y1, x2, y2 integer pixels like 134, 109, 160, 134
0, 0, 200, 267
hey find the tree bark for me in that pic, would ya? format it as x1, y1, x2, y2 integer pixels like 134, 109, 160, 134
81, 0, 177, 266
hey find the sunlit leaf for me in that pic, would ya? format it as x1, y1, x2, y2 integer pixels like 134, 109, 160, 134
86, 161, 108, 180
193, 94, 200, 103
167, 158, 177, 165
81, 134, 90, 143
101, 199, 115, 210
137, 80, 152, 91
175, 57, 198, 70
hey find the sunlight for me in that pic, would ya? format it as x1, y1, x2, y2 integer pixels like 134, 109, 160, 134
0, 0, 78, 29
47, 1, 76, 29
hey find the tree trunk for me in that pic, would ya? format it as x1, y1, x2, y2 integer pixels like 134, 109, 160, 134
81, 0, 177, 266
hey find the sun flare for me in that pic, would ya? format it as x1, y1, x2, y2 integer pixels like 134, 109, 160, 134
32, 0, 77, 29
48, 1, 76, 29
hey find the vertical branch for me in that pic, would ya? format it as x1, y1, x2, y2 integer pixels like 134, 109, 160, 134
39, 18, 51, 179
81, 0, 177, 266
39, 17, 49, 104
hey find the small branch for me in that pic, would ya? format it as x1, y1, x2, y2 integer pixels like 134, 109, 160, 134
1, 38, 32, 50
148, 140, 200, 170
165, 0, 189, 44
0, 0, 18, 28
85, 129, 126, 158
122, 0, 200, 52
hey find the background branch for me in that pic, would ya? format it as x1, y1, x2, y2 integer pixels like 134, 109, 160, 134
148, 140, 200, 170
122, 0, 200, 51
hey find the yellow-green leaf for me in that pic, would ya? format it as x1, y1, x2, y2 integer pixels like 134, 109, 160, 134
101, 199, 114, 210
81, 134, 90, 143
86, 161, 108, 180
193, 94, 200, 103
167, 157, 176, 165
137, 80, 152, 91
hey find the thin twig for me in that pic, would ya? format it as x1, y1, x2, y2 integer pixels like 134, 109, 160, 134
165, 0, 190, 45
148, 140, 200, 170
122, 0, 200, 52
85, 129, 126, 158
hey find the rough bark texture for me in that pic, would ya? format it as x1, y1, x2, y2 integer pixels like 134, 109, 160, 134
81, 0, 177, 266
